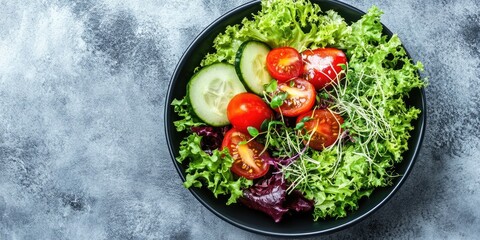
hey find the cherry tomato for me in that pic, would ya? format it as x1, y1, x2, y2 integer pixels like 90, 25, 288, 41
222, 128, 270, 179
296, 109, 344, 150
302, 48, 347, 90
266, 47, 303, 82
227, 93, 273, 134
273, 78, 316, 117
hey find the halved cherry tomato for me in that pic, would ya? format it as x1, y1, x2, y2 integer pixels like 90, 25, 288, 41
302, 48, 347, 90
273, 78, 316, 117
296, 109, 344, 150
222, 128, 270, 179
227, 93, 273, 134
266, 47, 303, 82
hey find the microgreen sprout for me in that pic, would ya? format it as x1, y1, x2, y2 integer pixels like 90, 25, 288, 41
247, 126, 259, 137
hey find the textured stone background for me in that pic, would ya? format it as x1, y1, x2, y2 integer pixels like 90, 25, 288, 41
1, 0, 479, 239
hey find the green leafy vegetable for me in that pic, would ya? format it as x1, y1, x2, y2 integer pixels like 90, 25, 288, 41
265, 80, 278, 93
171, 97, 203, 131
177, 134, 252, 205
239, 0, 349, 51
269, 92, 288, 109
201, 0, 349, 66
247, 126, 260, 137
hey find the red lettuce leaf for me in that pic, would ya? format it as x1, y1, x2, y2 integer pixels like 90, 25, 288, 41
191, 126, 230, 155
240, 174, 313, 222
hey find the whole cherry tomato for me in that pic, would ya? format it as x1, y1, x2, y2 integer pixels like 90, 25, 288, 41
302, 48, 347, 90
227, 93, 273, 134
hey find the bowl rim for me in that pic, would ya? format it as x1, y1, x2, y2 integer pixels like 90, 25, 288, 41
164, 0, 426, 237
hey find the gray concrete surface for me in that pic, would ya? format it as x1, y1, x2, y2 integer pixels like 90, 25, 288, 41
0, 0, 479, 239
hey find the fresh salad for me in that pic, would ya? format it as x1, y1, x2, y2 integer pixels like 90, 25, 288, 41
172, 0, 425, 222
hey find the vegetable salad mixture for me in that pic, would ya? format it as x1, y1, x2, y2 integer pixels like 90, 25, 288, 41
172, 0, 424, 222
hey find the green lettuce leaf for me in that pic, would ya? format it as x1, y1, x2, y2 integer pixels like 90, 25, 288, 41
171, 97, 203, 132
201, 0, 350, 66
177, 134, 252, 205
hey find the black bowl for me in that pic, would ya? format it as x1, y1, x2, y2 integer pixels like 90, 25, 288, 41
165, 0, 426, 237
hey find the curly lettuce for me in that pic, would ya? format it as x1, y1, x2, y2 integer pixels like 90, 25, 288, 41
171, 97, 203, 132
177, 134, 252, 205
201, 0, 350, 66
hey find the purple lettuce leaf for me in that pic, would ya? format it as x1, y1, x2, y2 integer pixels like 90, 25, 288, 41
240, 174, 314, 222
191, 126, 230, 155
240, 174, 288, 223
285, 190, 314, 212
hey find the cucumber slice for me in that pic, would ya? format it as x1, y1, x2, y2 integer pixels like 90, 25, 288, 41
235, 41, 272, 95
188, 63, 246, 126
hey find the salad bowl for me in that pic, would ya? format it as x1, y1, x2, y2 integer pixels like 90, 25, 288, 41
164, 0, 426, 237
